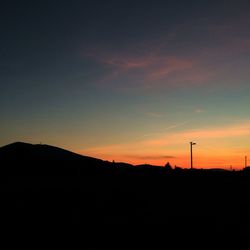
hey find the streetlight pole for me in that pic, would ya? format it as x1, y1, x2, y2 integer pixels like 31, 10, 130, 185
190, 142, 196, 169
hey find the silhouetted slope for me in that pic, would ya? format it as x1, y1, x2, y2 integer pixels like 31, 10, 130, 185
0, 142, 167, 176
0, 142, 101, 163
0, 142, 111, 178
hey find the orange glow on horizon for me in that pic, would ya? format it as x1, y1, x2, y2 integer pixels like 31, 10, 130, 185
75, 150, 246, 170
75, 121, 250, 170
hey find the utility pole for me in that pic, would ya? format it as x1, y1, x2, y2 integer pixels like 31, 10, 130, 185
245, 156, 248, 168
190, 142, 196, 169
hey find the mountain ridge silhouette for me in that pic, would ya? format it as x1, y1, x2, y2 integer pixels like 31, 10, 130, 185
0, 141, 101, 162
0, 141, 166, 172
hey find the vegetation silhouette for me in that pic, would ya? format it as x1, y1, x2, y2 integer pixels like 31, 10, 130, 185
165, 161, 173, 170
0, 142, 249, 248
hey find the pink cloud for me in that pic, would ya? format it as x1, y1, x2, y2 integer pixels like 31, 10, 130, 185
81, 22, 250, 90
147, 57, 193, 80
194, 108, 204, 114
145, 112, 164, 118
100, 55, 152, 69
86, 49, 210, 87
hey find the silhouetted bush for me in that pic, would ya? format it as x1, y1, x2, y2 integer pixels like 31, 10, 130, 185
164, 162, 172, 170
174, 165, 182, 171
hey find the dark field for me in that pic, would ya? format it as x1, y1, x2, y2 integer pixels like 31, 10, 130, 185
0, 143, 250, 248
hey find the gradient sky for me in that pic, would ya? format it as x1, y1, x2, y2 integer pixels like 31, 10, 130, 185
1, 0, 250, 168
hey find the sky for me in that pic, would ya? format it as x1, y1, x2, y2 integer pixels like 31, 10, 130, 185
1, 0, 250, 169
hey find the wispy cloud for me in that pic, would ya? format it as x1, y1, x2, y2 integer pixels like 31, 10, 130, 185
194, 108, 204, 114
145, 121, 250, 146
83, 46, 210, 88
123, 154, 176, 160
143, 120, 191, 137
82, 17, 250, 90
98, 54, 153, 70
146, 112, 164, 118
164, 121, 191, 131
147, 57, 193, 81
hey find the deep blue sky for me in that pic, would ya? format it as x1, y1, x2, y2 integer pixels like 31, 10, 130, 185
1, 0, 250, 167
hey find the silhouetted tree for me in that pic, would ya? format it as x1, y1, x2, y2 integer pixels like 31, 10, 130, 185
164, 162, 172, 170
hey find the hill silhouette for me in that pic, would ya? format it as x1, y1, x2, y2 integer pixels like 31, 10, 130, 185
0, 142, 250, 248
0, 141, 103, 163
0, 142, 171, 176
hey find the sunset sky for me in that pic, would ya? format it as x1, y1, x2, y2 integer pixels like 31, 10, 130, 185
1, 1, 250, 169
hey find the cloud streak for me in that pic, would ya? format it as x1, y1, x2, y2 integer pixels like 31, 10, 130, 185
145, 121, 250, 146
82, 17, 250, 90
143, 120, 191, 137
83, 45, 210, 88
124, 154, 176, 160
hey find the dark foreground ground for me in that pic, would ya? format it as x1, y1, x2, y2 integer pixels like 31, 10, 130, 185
1, 162, 250, 248
0, 143, 249, 248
